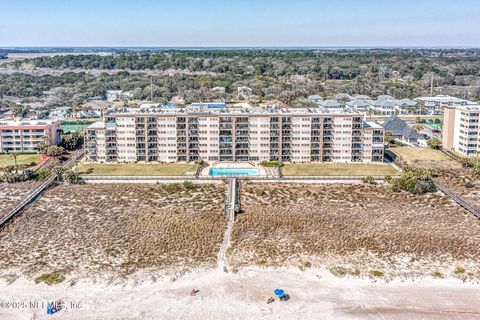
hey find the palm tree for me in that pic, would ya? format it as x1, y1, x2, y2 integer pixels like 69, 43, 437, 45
384, 131, 394, 145
10, 152, 18, 174
36, 135, 49, 155
412, 124, 424, 132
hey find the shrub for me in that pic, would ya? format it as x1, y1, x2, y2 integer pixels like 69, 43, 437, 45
427, 137, 441, 150
183, 181, 196, 189
369, 270, 384, 277
431, 271, 443, 278
362, 176, 376, 184
260, 160, 284, 167
46, 146, 65, 157
1, 170, 34, 183
33, 168, 51, 181
34, 271, 66, 285
255, 260, 267, 266
63, 170, 81, 184
386, 167, 437, 195
465, 181, 475, 189
61, 132, 84, 151
454, 266, 466, 275
329, 266, 348, 277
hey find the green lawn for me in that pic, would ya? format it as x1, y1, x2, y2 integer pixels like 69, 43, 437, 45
61, 120, 97, 133
391, 147, 450, 162
282, 163, 398, 176
77, 163, 199, 176
0, 154, 41, 168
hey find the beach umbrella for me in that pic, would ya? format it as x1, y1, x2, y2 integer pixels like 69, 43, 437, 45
274, 288, 285, 296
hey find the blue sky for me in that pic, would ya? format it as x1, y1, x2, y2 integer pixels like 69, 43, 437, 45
1, 0, 480, 47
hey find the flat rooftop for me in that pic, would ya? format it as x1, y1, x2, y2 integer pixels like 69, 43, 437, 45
364, 121, 383, 129
0, 119, 59, 127
106, 105, 362, 117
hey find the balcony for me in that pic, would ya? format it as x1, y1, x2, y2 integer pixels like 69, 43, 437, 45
235, 130, 249, 136
219, 117, 232, 123
235, 137, 249, 143
235, 117, 249, 123
219, 143, 233, 149
219, 130, 233, 136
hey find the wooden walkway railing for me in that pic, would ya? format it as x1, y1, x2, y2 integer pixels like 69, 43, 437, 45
435, 181, 480, 219
0, 150, 84, 229
218, 178, 238, 272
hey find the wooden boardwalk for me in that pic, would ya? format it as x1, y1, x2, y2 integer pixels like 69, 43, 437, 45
0, 151, 84, 229
217, 178, 238, 272
435, 181, 480, 219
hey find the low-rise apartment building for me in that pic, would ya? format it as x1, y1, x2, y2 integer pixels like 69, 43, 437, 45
0, 120, 62, 152
85, 105, 384, 163
415, 95, 476, 115
366, 95, 419, 115
443, 104, 480, 157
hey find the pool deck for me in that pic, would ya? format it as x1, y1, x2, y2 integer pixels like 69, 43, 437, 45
200, 162, 269, 177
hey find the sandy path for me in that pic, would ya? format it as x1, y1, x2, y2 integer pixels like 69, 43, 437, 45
0, 269, 479, 320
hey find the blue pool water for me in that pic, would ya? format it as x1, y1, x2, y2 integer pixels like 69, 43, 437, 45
209, 168, 259, 177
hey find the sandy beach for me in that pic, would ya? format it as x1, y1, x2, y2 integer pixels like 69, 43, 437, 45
0, 268, 479, 320
1, 182, 479, 319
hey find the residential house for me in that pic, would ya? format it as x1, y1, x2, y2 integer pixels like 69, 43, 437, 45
382, 116, 423, 144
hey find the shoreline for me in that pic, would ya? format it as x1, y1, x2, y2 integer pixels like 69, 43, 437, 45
1, 267, 479, 320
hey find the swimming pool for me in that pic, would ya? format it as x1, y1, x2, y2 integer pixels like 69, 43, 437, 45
209, 167, 259, 177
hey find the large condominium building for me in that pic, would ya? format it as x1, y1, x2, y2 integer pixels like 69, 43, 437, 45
0, 120, 62, 153
85, 105, 385, 163
443, 104, 480, 157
